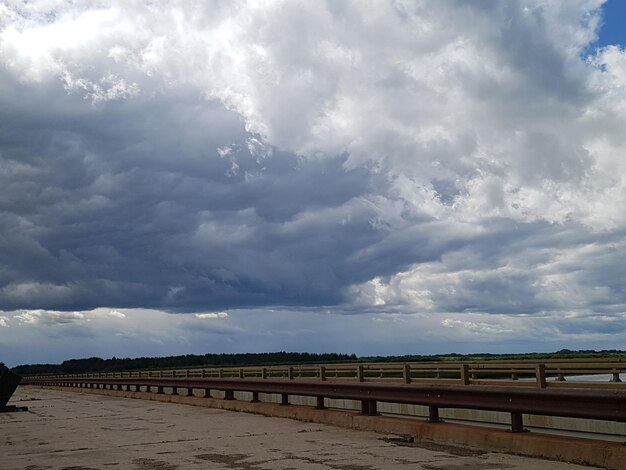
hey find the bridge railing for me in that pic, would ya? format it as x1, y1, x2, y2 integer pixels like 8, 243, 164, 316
21, 374, 626, 435
25, 360, 625, 388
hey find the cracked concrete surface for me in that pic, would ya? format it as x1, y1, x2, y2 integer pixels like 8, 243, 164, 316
1, 388, 595, 469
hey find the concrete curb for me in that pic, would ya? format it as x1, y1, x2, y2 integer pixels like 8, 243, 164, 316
29, 386, 625, 469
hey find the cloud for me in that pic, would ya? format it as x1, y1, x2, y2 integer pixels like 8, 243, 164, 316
15, 310, 86, 326
0, 0, 625, 351
441, 318, 515, 336
195, 312, 229, 319
108, 310, 126, 319
0, 315, 8, 327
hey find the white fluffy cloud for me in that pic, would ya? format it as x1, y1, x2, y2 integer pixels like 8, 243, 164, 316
196, 312, 229, 319
2, 1, 625, 230
15, 310, 86, 325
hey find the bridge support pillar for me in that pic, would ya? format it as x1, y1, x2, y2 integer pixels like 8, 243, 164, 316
611, 372, 622, 382
203, 388, 211, 398
224, 390, 235, 400
187, 387, 194, 397
427, 406, 444, 423
361, 400, 379, 416
281, 393, 289, 406
251, 391, 260, 403
171, 387, 178, 396
157, 386, 164, 394
509, 412, 529, 433
315, 396, 326, 409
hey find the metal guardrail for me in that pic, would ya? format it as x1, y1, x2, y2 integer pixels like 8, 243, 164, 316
22, 375, 626, 433
26, 361, 626, 389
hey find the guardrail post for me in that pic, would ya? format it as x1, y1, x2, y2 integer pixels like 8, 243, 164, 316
357, 365, 364, 382
281, 393, 290, 405
262, 368, 267, 379
509, 412, 529, 433
288, 367, 294, 380
201, 369, 206, 378
611, 371, 622, 382
556, 371, 566, 382
239, 368, 244, 379
219, 368, 224, 379
511, 373, 519, 380
403, 364, 411, 384
535, 364, 547, 388
460, 365, 470, 385
251, 391, 260, 403
427, 406, 443, 423
319, 366, 326, 381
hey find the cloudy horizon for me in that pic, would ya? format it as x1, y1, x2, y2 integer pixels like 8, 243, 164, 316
2, 1, 626, 367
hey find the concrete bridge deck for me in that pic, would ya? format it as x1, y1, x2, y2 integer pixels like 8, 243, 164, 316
1, 388, 596, 470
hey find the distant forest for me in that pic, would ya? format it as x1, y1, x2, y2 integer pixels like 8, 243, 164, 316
9, 349, 625, 376
11, 352, 357, 376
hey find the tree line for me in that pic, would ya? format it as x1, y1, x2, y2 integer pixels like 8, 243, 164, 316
8, 349, 625, 376
10, 352, 357, 376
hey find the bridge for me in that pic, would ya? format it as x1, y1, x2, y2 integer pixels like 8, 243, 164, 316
19, 360, 626, 468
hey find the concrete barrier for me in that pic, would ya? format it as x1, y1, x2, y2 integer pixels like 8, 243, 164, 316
0, 369, 27, 412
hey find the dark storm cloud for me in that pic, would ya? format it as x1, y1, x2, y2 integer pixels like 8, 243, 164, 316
0, 74, 454, 312
1, 0, 626, 333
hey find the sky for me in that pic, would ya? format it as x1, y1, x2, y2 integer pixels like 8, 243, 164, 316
1, 1, 626, 367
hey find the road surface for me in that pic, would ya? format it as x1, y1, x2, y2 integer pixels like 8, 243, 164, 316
1, 387, 595, 469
